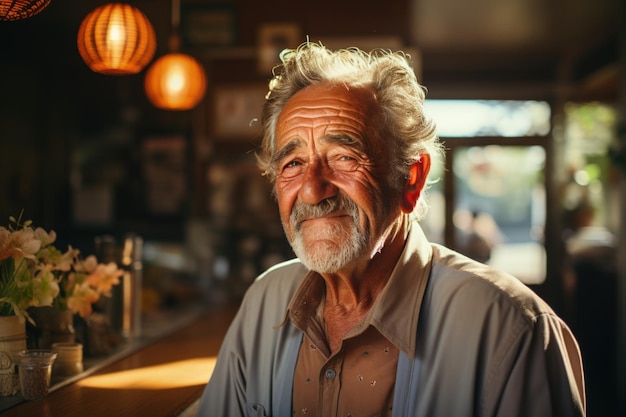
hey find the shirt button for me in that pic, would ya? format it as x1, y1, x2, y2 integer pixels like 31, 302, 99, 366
325, 368, 336, 379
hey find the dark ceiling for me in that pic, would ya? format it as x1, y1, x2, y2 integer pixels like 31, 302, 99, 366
412, 0, 616, 52
1, 0, 621, 101
410, 0, 621, 100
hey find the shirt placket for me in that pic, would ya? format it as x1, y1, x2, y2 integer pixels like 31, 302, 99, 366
320, 353, 344, 417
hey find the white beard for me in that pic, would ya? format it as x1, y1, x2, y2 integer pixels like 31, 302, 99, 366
286, 196, 369, 273
290, 218, 367, 273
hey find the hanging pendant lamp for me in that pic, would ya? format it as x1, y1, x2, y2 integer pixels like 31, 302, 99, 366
0, 0, 51, 21
144, 53, 207, 110
144, 0, 206, 110
77, 3, 156, 75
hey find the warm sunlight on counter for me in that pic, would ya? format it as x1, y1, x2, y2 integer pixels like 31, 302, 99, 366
77, 357, 217, 390
0, 305, 238, 417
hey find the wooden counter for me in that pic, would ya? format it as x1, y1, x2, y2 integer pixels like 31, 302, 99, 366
1, 304, 238, 417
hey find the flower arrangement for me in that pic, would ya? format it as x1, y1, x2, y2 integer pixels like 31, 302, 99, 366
0, 212, 123, 323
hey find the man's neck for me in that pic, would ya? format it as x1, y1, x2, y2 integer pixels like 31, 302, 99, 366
320, 216, 409, 352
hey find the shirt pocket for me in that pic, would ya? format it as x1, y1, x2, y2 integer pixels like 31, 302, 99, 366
247, 403, 268, 417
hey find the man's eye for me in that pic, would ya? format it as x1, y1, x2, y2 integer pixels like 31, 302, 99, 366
331, 155, 360, 171
279, 160, 303, 178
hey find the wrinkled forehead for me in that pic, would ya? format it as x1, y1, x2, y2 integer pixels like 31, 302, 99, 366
276, 83, 380, 136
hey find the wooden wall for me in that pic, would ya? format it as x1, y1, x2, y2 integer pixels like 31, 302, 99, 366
0, 0, 411, 245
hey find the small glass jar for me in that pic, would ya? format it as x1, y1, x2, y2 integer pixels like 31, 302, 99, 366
15, 350, 57, 400
51, 342, 84, 377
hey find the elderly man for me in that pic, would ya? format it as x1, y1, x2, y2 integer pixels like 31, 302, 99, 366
195, 43, 585, 417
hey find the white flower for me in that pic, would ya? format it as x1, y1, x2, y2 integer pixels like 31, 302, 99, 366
1, 213, 122, 321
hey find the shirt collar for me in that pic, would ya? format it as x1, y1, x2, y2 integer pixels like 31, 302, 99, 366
283, 220, 433, 358
366, 221, 433, 358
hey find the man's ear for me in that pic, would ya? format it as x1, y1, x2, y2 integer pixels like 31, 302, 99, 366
401, 154, 431, 213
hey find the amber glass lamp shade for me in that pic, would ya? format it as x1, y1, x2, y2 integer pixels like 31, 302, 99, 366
0, 0, 51, 20
144, 53, 207, 110
77, 3, 156, 75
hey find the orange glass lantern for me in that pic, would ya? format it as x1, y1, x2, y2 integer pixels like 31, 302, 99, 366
144, 53, 207, 110
77, 3, 156, 75
0, 0, 51, 21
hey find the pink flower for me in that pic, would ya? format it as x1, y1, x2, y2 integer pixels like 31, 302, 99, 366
34, 227, 57, 248
67, 281, 100, 318
81, 255, 99, 273
0, 226, 41, 261
87, 262, 124, 295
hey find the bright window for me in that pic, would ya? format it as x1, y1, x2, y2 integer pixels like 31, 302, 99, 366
424, 100, 551, 137
421, 100, 551, 284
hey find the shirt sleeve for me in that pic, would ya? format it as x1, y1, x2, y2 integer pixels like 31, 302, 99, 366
194, 260, 305, 417
490, 313, 585, 417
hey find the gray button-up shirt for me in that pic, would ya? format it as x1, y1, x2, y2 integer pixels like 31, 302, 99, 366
196, 223, 585, 416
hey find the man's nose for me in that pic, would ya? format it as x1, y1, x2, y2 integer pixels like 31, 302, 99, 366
298, 160, 338, 205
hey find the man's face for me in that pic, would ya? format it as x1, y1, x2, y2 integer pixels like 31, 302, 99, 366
272, 83, 402, 273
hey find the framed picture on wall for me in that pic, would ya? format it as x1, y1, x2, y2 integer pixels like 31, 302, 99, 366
257, 22, 301, 74
212, 84, 267, 140
181, 5, 236, 47
141, 135, 188, 216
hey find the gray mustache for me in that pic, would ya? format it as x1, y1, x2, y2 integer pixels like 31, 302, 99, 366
291, 196, 359, 225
